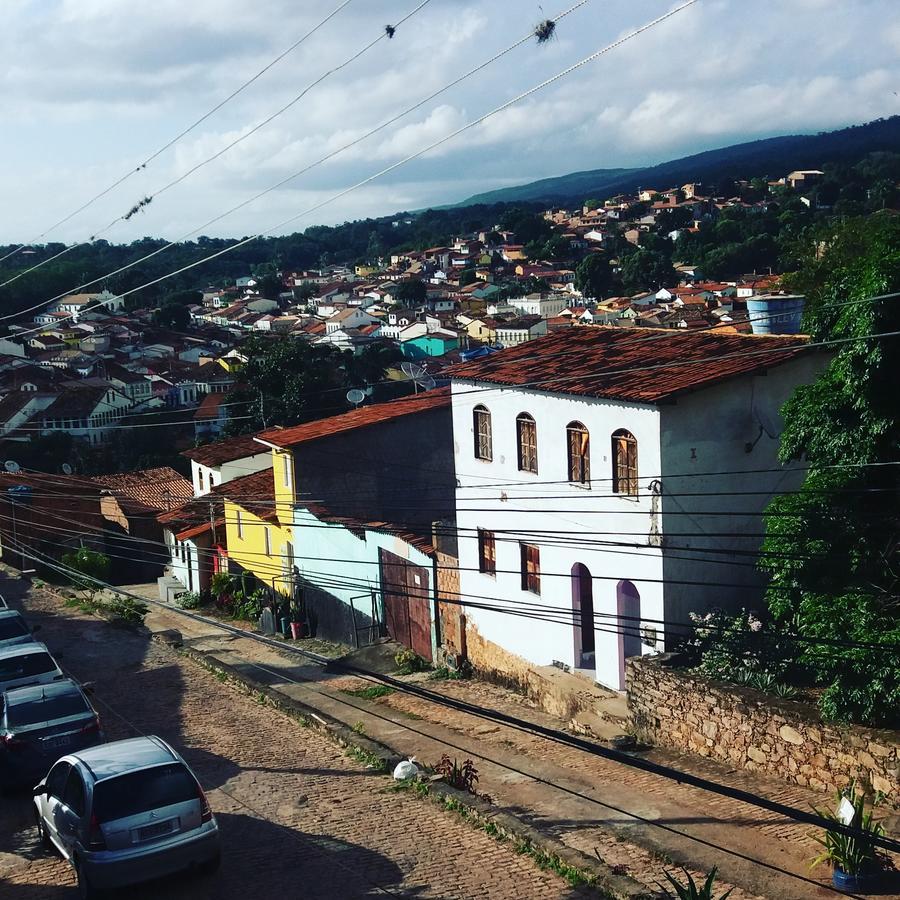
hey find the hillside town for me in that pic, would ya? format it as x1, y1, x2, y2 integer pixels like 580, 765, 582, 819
0, 2, 897, 897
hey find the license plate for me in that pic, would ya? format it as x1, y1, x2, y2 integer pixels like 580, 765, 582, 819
44, 736, 70, 749
139, 820, 175, 841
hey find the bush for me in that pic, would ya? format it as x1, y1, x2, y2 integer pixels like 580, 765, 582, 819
61, 547, 111, 599
659, 868, 732, 899
394, 648, 429, 675
175, 591, 205, 610
106, 596, 148, 627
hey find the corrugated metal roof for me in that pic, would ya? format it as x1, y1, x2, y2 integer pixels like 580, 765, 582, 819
445, 327, 809, 403
256, 387, 451, 449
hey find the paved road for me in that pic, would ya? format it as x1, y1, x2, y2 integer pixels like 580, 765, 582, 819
0, 579, 590, 900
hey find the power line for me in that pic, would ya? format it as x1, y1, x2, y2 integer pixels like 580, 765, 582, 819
12, 540, 900, 864
0, 0, 589, 316
5, 0, 699, 336
0, 0, 357, 272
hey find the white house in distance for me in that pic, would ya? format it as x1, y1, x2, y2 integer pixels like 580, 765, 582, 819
446, 327, 824, 691
182, 433, 272, 497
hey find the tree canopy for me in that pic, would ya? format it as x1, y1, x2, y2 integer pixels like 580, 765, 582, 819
761, 214, 900, 725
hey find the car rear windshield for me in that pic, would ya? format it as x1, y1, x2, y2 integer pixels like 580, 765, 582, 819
0, 652, 56, 681
0, 617, 29, 641
92, 763, 199, 822
6, 694, 90, 727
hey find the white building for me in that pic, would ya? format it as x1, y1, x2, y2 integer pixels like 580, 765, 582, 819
495, 316, 547, 348
512, 293, 568, 319
447, 327, 824, 690
183, 434, 273, 497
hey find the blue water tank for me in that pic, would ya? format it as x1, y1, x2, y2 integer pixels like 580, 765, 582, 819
746, 294, 805, 335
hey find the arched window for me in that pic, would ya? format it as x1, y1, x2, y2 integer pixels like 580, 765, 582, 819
516, 413, 538, 473
566, 421, 590, 484
611, 429, 638, 496
473, 405, 492, 461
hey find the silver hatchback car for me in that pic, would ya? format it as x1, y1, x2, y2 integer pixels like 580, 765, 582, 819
33, 735, 220, 898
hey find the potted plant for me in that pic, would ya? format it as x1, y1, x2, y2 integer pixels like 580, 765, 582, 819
811, 780, 886, 892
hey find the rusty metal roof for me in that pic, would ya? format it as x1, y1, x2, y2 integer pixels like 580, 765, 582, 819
445, 327, 809, 404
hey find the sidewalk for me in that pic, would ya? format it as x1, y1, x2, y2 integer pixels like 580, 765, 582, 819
139, 596, 898, 900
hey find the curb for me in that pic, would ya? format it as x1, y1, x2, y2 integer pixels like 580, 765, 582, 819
155, 631, 661, 900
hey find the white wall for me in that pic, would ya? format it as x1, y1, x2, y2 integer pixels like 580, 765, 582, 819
451, 380, 664, 690
190, 452, 271, 496
165, 529, 202, 593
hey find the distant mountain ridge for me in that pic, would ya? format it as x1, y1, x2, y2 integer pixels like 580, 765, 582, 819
455, 117, 900, 207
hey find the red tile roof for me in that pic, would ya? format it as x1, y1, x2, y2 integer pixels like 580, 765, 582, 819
256, 387, 451, 449
182, 433, 269, 467
445, 327, 809, 404
304, 502, 434, 555
91, 467, 193, 512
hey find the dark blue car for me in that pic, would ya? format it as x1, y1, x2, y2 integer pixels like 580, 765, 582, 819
0, 679, 103, 788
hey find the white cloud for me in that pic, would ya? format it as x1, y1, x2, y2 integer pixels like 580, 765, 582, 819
0, 0, 897, 244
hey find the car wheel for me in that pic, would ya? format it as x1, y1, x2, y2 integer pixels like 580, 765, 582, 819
34, 811, 51, 852
76, 859, 99, 900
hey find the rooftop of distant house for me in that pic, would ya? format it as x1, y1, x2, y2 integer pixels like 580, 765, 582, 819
182, 432, 270, 467
91, 467, 193, 512
256, 386, 451, 449
446, 326, 810, 404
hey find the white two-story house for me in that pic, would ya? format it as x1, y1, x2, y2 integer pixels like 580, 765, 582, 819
447, 327, 824, 691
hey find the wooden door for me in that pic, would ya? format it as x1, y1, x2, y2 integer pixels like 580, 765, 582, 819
379, 549, 433, 661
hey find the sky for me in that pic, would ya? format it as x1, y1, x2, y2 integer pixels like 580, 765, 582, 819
1, 0, 898, 246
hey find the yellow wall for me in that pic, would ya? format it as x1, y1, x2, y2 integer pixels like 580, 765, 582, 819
465, 320, 496, 343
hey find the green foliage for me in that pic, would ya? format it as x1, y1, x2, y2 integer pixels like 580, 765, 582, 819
232, 588, 267, 622
620, 248, 678, 293
394, 647, 429, 674
574, 253, 613, 300
343, 684, 395, 700
435, 754, 479, 793
659, 868, 732, 900
811, 781, 886, 876
175, 591, 205, 610
458, 268, 477, 287
583, 198, 601, 211
106, 595, 148, 627
61, 546, 111, 599
392, 279, 427, 306
209, 572, 236, 598
761, 215, 900, 726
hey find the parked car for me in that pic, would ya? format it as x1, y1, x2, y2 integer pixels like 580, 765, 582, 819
33, 735, 220, 897
0, 679, 102, 788
0, 608, 38, 651
0, 643, 64, 694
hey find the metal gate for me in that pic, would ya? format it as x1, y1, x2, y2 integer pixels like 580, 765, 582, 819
379, 549, 433, 662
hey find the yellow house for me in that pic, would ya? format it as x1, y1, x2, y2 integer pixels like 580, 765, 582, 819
355, 264, 379, 278
464, 318, 497, 344
221, 444, 296, 596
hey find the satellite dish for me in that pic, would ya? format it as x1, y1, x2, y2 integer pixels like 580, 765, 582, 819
400, 361, 437, 395
61, 463, 74, 476
4, 461, 20, 474
346, 389, 366, 409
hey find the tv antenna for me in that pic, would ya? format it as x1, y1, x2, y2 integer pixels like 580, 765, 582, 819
4, 460, 20, 474
400, 361, 436, 395
346, 388, 366, 409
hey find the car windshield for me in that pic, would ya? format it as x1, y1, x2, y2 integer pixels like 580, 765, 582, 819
0, 617, 28, 641
0, 652, 56, 681
93, 763, 199, 822
6, 694, 89, 727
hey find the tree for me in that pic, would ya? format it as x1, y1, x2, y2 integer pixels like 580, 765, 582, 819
256, 273, 284, 300
574, 254, 613, 301
620, 249, 678, 294
152, 302, 191, 331
61, 546, 111, 602
583, 198, 601, 211
392, 280, 427, 306
459, 268, 477, 287
761, 215, 900, 726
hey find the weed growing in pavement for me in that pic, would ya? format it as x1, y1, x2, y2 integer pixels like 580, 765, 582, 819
435, 754, 479, 793
344, 745, 388, 772
387, 777, 431, 798
394, 648, 429, 674
342, 684, 395, 700
352, 721, 366, 735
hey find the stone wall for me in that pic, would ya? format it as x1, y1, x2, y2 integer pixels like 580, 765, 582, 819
627, 655, 900, 805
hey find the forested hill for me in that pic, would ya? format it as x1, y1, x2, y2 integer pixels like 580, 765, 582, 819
456, 116, 900, 206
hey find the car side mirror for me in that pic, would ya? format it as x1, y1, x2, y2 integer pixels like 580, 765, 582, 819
32, 785, 46, 797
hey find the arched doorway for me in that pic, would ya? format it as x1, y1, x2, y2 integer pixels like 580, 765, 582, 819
571, 563, 595, 674
616, 580, 641, 689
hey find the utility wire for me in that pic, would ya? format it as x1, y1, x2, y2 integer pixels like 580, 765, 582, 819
0, 0, 357, 271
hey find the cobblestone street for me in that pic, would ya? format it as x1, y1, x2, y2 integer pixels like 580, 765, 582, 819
0, 579, 590, 900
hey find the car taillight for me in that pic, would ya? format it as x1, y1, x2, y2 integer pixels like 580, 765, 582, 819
79, 718, 100, 735
197, 784, 212, 823
1, 733, 25, 750
87, 813, 106, 850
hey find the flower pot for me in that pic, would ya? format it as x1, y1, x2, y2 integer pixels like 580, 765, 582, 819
832, 867, 874, 893
290, 622, 303, 640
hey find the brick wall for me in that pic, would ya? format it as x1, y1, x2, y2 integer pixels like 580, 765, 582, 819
627, 655, 900, 805
435, 549, 464, 661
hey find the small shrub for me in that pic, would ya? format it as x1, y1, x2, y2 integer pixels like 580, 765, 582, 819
175, 591, 204, 610
435, 754, 479, 793
394, 648, 429, 674
659, 867, 733, 899
106, 596, 148, 627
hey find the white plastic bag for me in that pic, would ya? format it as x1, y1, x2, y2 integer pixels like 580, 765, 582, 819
393, 758, 419, 780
